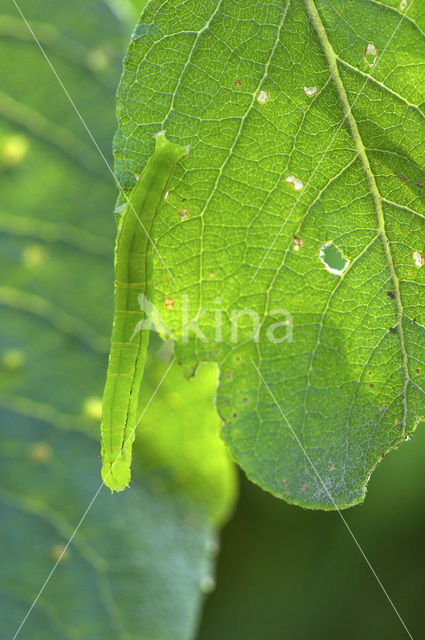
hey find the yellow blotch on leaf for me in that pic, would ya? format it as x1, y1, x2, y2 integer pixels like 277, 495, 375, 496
83, 396, 103, 420
2, 349, 26, 371
1, 135, 29, 166
22, 244, 46, 267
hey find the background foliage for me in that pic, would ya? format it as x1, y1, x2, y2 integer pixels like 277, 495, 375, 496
0, 0, 234, 638
0, 0, 424, 639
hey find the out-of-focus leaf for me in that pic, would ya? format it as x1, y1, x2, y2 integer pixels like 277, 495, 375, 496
0, 0, 236, 637
0, 409, 219, 640
136, 345, 236, 526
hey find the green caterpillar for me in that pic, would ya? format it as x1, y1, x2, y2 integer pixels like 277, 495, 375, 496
100, 132, 189, 491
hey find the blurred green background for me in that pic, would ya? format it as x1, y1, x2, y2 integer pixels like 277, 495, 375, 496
1, 0, 424, 638
199, 431, 425, 639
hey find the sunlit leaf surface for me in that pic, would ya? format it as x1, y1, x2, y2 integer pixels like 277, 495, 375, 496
115, 0, 425, 508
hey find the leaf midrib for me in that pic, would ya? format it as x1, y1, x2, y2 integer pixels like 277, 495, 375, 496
305, 0, 409, 432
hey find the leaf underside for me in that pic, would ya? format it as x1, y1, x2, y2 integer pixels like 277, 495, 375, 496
115, 0, 425, 509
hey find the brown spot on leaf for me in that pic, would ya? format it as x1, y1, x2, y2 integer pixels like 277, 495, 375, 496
30, 442, 52, 463
292, 236, 304, 251
50, 544, 69, 564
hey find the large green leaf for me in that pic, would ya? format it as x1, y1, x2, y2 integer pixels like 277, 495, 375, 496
115, 0, 425, 509
0, 409, 220, 639
0, 0, 235, 637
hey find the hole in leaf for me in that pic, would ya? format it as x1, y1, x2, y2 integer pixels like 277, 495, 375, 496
256, 89, 269, 104
303, 85, 318, 97
412, 250, 424, 268
364, 43, 378, 67
285, 173, 304, 191
319, 242, 349, 275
